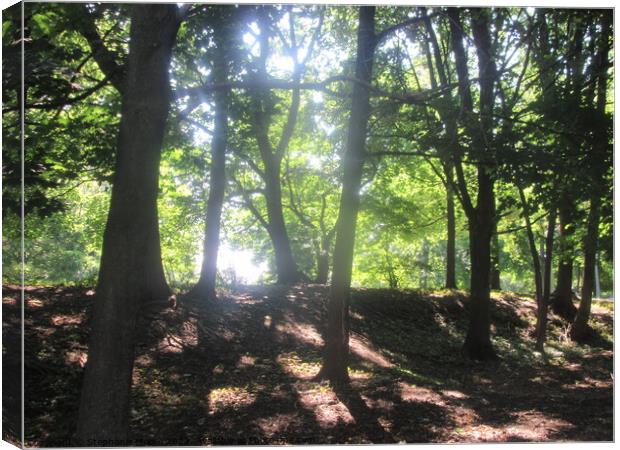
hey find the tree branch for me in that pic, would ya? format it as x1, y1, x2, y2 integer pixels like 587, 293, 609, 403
73, 6, 126, 93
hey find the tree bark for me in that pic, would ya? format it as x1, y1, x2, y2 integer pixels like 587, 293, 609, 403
75, 5, 179, 443
571, 10, 611, 343
315, 247, 329, 284
445, 163, 457, 289
192, 20, 232, 300
490, 216, 501, 290
244, 10, 307, 285
518, 187, 543, 309
463, 178, 496, 360
551, 201, 577, 320
536, 208, 556, 351
448, 8, 498, 360
263, 162, 306, 284
571, 197, 600, 341
319, 6, 375, 385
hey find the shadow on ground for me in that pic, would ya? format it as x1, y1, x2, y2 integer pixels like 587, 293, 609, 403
5, 283, 613, 445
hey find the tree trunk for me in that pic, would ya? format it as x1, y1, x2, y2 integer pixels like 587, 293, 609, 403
246, 10, 307, 285
319, 6, 375, 385
594, 259, 601, 298
445, 164, 457, 289
192, 25, 231, 301
536, 208, 556, 351
75, 5, 179, 443
490, 218, 501, 290
571, 11, 610, 342
571, 196, 600, 342
315, 237, 330, 284
263, 163, 305, 284
551, 202, 577, 320
458, 8, 498, 360
462, 177, 496, 360
518, 187, 543, 308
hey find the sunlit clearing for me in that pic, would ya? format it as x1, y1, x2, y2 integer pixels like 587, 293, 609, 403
195, 243, 267, 284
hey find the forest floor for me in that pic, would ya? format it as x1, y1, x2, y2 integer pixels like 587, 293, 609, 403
3, 284, 614, 445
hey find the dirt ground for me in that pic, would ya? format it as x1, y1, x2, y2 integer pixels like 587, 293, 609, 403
2, 284, 614, 446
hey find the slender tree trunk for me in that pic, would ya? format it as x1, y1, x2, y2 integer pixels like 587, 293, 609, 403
594, 259, 601, 298
75, 6, 179, 443
551, 202, 577, 320
518, 187, 543, 308
192, 34, 230, 300
490, 217, 501, 290
315, 237, 330, 284
246, 9, 307, 285
536, 208, 556, 351
319, 6, 375, 385
445, 163, 457, 289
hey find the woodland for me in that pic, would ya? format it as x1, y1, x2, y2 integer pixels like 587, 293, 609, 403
1, 2, 614, 446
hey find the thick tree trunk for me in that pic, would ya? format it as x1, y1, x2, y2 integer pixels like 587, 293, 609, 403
462, 175, 496, 360
571, 196, 600, 342
458, 9, 498, 360
192, 27, 231, 301
263, 164, 305, 284
536, 208, 556, 351
75, 5, 179, 444
551, 202, 577, 320
319, 6, 375, 385
445, 164, 457, 289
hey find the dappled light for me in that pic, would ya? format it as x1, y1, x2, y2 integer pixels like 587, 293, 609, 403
9, 283, 612, 445
294, 384, 356, 429
208, 386, 257, 414
274, 317, 324, 347
2, 2, 613, 445
349, 334, 394, 368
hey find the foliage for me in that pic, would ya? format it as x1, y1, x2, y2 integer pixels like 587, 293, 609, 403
2, 5, 613, 298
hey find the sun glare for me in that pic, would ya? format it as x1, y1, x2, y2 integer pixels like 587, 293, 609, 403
195, 243, 267, 284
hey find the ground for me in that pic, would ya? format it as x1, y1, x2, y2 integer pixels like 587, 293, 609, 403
2, 284, 614, 446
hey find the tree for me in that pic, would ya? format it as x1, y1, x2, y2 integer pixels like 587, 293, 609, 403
190, 8, 237, 300
319, 5, 376, 385
75, 4, 181, 442
571, 10, 612, 342
447, 7, 499, 360
234, 6, 323, 284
